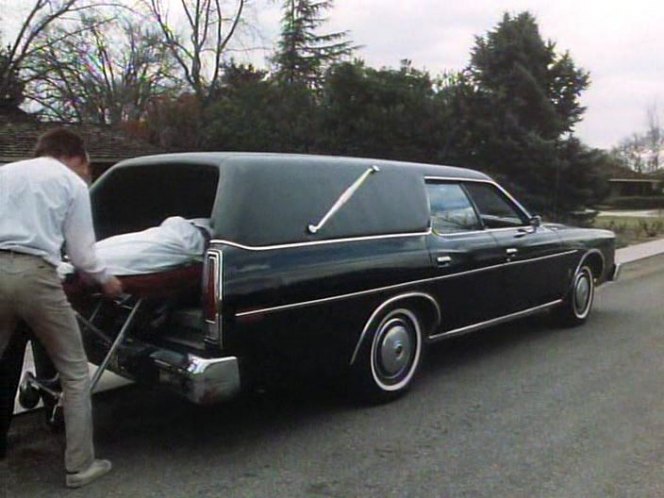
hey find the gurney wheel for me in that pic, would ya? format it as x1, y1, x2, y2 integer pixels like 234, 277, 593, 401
18, 378, 41, 410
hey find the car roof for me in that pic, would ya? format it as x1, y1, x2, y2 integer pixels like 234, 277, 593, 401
111, 152, 492, 182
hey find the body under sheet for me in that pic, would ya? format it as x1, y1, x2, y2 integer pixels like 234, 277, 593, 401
59, 216, 211, 277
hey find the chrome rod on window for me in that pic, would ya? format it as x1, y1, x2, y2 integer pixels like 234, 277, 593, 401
308, 165, 380, 234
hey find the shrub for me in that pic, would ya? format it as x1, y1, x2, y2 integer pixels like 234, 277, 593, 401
604, 196, 664, 210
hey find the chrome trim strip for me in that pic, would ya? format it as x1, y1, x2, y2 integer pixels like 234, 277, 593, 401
427, 300, 563, 342
574, 249, 606, 285
424, 176, 533, 220
235, 250, 578, 318
349, 292, 441, 366
204, 249, 223, 347
436, 225, 556, 238
210, 229, 432, 252
503, 250, 578, 267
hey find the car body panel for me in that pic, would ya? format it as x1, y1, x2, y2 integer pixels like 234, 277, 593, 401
82, 153, 617, 403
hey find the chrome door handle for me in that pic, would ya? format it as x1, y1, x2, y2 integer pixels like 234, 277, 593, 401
506, 248, 518, 255
436, 255, 452, 266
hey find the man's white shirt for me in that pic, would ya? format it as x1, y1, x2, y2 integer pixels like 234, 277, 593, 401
0, 156, 110, 283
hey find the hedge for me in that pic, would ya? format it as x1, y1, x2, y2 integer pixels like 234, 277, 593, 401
601, 196, 664, 210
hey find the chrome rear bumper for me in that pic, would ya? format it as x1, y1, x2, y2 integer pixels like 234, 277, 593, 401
93, 340, 241, 405
608, 263, 621, 282
150, 352, 241, 404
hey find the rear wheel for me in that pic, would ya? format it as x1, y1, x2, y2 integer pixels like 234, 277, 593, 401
350, 307, 423, 403
18, 374, 40, 410
554, 265, 595, 326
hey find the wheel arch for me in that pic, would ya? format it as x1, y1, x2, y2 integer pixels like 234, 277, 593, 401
349, 292, 441, 366
577, 249, 605, 282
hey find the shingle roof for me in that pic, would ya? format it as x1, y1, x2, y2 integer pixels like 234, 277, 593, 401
0, 119, 165, 167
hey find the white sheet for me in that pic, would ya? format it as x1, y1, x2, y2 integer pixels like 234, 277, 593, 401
59, 216, 211, 277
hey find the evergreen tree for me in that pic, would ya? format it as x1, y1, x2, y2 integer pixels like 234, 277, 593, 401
454, 11, 593, 214
273, 0, 354, 87
468, 12, 589, 141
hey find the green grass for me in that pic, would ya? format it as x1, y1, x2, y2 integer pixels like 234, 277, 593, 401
594, 215, 664, 248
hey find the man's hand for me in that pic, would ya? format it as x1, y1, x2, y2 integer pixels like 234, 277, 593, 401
101, 276, 123, 298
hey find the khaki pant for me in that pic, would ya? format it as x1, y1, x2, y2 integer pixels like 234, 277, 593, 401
0, 252, 94, 472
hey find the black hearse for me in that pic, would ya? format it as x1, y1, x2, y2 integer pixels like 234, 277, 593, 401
85, 153, 618, 403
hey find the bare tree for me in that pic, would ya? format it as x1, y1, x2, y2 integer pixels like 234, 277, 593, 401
0, 0, 103, 110
613, 102, 664, 173
614, 133, 647, 173
25, 13, 181, 124
645, 102, 663, 172
140, 0, 247, 103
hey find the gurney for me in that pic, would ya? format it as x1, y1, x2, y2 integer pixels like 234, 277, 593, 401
18, 216, 210, 423
19, 264, 203, 424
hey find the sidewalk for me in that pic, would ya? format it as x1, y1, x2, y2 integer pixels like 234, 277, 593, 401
615, 237, 664, 264
13, 236, 664, 415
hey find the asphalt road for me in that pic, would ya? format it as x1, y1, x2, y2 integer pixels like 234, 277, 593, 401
3, 256, 663, 497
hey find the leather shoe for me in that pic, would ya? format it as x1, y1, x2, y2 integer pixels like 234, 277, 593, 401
65, 459, 112, 488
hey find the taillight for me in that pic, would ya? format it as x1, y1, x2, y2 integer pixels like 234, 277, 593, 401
203, 249, 223, 347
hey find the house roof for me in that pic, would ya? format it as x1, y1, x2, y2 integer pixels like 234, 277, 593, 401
0, 120, 164, 166
608, 178, 663, 184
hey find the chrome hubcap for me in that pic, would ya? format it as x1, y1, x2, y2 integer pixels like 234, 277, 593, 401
574, 273, 591, 313
379, 320, 413, 377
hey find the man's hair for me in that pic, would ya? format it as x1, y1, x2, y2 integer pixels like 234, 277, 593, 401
33, 128, 87, 160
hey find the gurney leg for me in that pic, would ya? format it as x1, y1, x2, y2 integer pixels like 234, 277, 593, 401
75, 300, 112, 346
89, 298, 143, 392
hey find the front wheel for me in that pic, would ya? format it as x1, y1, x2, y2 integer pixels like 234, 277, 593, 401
349, 307, 424, 403
554, 265, 595, 326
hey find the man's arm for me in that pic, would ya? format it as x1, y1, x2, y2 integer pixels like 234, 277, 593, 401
63, 182, 123, 298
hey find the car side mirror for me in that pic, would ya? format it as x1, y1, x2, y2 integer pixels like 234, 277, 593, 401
530, 215, 542, 228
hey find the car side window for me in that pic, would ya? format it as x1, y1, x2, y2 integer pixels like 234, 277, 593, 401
426, 183, 481, 234
463, 182, 529, 228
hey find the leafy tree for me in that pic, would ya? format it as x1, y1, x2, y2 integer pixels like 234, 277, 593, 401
144, 93, 203, 149
203, 61, 318, 152
555, 138, 611, 211
318, 60, 445, 162
273, 0, 354, 87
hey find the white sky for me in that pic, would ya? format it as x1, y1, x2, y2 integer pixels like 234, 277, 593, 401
3, 0, 663, 150
252, 0, 664, 150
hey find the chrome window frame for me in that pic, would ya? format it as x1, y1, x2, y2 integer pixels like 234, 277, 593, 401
424, 176, 533, 233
